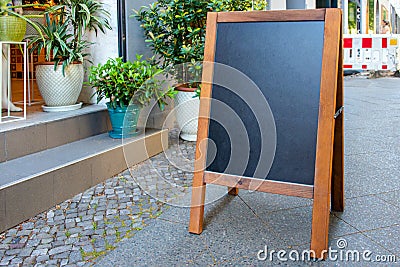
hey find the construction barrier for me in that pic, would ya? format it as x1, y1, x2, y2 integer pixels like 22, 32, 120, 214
343, 34, 399, 71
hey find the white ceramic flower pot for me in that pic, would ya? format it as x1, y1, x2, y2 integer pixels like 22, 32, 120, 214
174, 87, 200, 141
36, 62, 84, 111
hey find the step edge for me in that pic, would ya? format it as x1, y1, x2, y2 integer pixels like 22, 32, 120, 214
0, 129, 167, 190
0, 105, 107, 134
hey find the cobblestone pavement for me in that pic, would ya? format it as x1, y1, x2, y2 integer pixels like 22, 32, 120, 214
0, 129, 195, 266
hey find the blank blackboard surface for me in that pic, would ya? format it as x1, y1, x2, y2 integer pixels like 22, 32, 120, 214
206, 21, 325, 185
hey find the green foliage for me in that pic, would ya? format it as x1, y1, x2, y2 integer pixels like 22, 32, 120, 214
28, 0, 111, 74
61, 0, 111, 44
29, 13, 89, 74
133, 0, 266, 69
87, 56, 176, 110
134, 0, 266, 90
65, 230, 71, 238
210, 0, 266, 12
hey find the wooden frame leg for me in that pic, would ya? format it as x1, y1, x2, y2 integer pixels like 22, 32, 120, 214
331, 28, 344, 212
311, 191, 331, 259
331, 106, 344, 211
228, 187, 239, 196
189, 179, 206, 234
310, 9, 342, 259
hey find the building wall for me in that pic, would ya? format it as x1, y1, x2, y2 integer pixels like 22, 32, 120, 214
80, 0, 174, 129
124, 0, 154, 61
79, 0, 119, 104
267, 0, 286, 10
344, 0, 400, 34
286, 0, 316, 9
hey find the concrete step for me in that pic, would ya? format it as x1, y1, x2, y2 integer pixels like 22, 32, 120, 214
0, 129, 168, 232
0, 105, 110, 163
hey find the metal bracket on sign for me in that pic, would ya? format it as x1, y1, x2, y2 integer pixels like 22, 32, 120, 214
334, 106, 344, 119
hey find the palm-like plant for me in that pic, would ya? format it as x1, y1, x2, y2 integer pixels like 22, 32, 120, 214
29, 13, 89, 73
60, 0, 111, 51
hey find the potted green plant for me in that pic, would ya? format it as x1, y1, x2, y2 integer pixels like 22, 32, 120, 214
134, 0, 266, 141
28, 0, 111, 111
0, 0, 44, 42
87, 56, 176, 139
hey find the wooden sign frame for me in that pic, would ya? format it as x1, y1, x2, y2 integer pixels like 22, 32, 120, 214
188, 9, 344, 258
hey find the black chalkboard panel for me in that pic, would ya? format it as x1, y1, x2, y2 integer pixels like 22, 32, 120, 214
206, 21, 325, 185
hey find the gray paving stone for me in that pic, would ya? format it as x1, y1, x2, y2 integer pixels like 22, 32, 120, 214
10, 257, 23, 265
46, 259, 58, 265
0, 255, 15, 266
25, 239, 40, 248
5, 249, 21, 256
41, 238, 53, 244
31, 248, 48, 256
18, 247, 33, 257
36, 244, 51, 250
65, 218, 75, 224
48, 245, 72, 256
17, 230, 32, 236
69, 250, 82, 263
60, 259, 69, 266
81, 245, 93, 253
333, 196, 400, 231
53, 252, 70, 259
363, 225, 400, 256
47, 210, 55, 218
376, 190, 400, 208
54, 215, 65, 222
6, 229, 17, 236
36, 233, 52, 239
22, 256, 36, 266
22, 222, 35, 230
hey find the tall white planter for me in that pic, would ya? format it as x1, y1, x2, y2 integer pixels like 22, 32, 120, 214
174, 88, 200, 141
36, 62, 84, 111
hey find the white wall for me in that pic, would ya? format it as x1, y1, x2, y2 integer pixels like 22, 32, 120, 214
267, 0, 286, 10
79, 0, 119, 104
361, 0, 368, 33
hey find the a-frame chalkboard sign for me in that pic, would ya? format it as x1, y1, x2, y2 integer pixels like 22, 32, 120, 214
189, 8, 344, 258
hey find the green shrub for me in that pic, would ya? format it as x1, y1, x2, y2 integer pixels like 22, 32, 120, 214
87, 55, 176, 110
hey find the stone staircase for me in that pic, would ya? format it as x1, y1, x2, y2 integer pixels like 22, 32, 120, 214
0, 105, 167, 233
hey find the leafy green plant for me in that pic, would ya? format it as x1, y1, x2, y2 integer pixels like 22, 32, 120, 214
28, 0, 111, 73
210, 0, 266, 12
133, 0, 266, 87
65, 230, 71, 238
29, 13, 89, 73
61, 0, 111, 44
87, 55, 176, 110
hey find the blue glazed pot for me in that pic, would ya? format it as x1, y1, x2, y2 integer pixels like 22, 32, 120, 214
107, 103, 140, 139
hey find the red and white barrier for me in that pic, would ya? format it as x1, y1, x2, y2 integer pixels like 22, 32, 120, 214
343, 34, 399, 71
